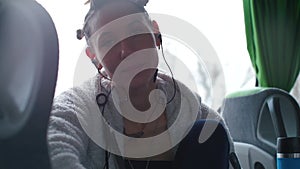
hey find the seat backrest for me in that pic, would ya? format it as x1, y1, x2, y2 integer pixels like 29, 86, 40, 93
0, 0, 58, 168
222, 87, 300, 169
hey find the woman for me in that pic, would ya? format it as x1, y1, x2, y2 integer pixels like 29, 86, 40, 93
47, 0, 236, 168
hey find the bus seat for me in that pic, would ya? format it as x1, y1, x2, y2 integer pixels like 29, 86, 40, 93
221, 87, 300, 169
0, 0, 59, 168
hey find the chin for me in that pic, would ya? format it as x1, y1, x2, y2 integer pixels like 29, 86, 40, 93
129, 69, 156, 88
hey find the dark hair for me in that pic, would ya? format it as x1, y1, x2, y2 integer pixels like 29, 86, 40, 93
77, 0, 148, 41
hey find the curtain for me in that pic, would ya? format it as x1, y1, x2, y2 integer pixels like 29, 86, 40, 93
243, 0, 300, 92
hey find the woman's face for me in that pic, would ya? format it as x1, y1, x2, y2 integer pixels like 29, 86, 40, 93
89, 1, 158, 87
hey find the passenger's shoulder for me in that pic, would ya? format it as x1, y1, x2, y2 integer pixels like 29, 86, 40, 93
52, 75, 98, 108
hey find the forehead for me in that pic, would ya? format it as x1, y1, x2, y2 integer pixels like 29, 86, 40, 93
91, 1, 148, 32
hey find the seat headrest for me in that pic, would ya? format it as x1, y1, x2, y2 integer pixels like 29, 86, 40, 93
0, 0, 59, 139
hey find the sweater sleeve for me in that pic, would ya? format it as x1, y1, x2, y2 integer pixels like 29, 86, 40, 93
47, 88, 91, 169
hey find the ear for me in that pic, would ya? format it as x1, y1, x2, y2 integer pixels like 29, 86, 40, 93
152, 20, 161, 47
85, 46, 103, 70
85, 46, 95, 59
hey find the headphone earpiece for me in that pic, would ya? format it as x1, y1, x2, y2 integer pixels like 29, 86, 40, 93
158, 33, 162, 44
152, 20, 162, 48
155, 33, 162, 49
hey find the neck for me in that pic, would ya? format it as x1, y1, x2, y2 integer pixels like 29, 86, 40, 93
128, 81, 156, 111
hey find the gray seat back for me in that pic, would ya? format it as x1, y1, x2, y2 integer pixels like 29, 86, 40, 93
0, 0, 59, 168
222, 88, 300, 169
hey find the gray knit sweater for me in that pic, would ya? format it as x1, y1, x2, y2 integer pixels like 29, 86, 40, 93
47, 73, 235, 169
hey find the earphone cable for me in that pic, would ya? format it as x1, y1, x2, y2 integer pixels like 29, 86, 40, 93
160, 43, 177, 104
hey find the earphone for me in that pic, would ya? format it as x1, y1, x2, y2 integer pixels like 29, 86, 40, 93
156, 33, 162, 49
152, 20, 162, 48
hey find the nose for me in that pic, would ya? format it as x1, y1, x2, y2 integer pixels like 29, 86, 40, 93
120, 38, 134, 60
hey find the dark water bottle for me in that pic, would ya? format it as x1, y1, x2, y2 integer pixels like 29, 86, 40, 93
277, 137, 300, 169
